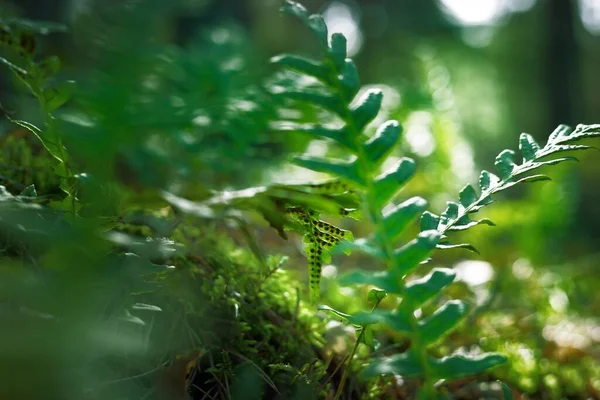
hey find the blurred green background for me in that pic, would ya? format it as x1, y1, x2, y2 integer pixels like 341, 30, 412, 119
1, 0, 600, 398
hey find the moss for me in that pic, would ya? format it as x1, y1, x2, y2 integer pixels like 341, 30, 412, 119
124, 221, 351, 399
0, 133, 60, 195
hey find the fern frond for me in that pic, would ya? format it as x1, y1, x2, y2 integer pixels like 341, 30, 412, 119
424, 124, 600, 250
273, 1, 600, 396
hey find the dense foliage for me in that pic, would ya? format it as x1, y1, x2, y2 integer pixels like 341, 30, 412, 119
1, 1, 599, 399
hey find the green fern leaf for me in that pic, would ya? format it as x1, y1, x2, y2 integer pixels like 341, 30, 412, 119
420, 211, 440, 231
405, 268, 456, 307
328, 33, 347, 70
351, 89, 383, 130
393, 230, 441, 275
270, 54, 330, 83
373, 158, 416, 207
364, 120, 403, 166
494, 149, 517, 179
339, 61, 360, 99
519, 133, 540, 161
361, 352, 422, 378
430, 353, 507, 380
293, 155, 365, 186
281, 0, 328, 48
418, 300, 468, 346
339, 269, 402, 294
382, 196, 428, 241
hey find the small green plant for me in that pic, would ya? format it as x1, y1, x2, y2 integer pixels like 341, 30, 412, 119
270, 1, 600, 398
0, 19, 77, 214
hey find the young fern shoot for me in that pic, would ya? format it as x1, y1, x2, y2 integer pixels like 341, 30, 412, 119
273, 0, 600, 397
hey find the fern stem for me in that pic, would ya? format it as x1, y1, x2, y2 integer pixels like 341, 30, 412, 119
333, 326, 363, 400
334, 297, 383, 400
326, 64, 434, 395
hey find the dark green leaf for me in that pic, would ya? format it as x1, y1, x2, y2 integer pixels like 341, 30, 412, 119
495, 149, 517, 179
339, 269, 401, 294
293, 155, 364, 185
333, 238, 385, 259
271, 54, 329, 83
44, 80, 74, 112
519, 133, 540, 161
282, 1, 328, 47
393, 230, 442, 275
458, 184, 478, 208
277, 123, 357, 152
308, 15, 328, 48
478, 170, 500, 192
373, 158, 416, 208
364, 120, 402, 166
405, 268, 456, 307
277, 89, 344, 115
438, 202, 461, 230
361, 351, 422, 378
364, 326, 375, 346
351, 89, 382, 131
420, 211, 440, 231
367, 288, 387, 306
382, 196, 428, 241
429, 353, 507, 380
419, 300, 468, 346
339, 60, 360, 100
19, 184, 37, 197
328, 33, 346, 70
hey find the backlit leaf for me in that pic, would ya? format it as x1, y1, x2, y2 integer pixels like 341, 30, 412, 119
339, 60, 360, 100
271, 54, 329, 83
361, 351, 422, 378
405, 268, 456, 307
479, 170, 500, 192
339, 269, 402, 294
293, 155, 365, 186
351, 89, 382, 131
519, 133, 540, 161
393, 230, 441, 275
458, 184, 478, 208
420, 211, 440, 231
430, 353, 507, 380
382, 196, 428, 241
364, 120, 402, 166
373, 158, 416, 207
328, 33, 346, 70
495, 149, 517, 179
419, 300, 468, 346
367, 288, 388, 306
